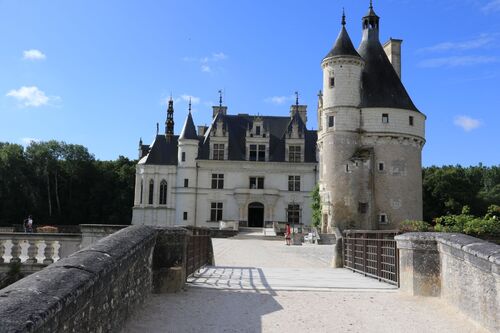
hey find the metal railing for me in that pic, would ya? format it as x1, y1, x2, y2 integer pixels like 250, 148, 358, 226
343, 230, 399, 286
185, 228, 213, 278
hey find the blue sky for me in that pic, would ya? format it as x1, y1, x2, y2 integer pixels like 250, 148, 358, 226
0, 0, 499, 166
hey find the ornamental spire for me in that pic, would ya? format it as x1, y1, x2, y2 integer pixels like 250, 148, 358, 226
342, 8, 346, 26
165, 95, 175, 139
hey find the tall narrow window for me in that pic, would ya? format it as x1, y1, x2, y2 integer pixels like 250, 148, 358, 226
328, 116, 335, 128
288, 176, 300, 191
409, 116, 414, 126
210, 202, 223, 221
382, 113, 389, 124
330, 77, 335, 88
250, 177, 264, 189
289, 146, 301, 162
379, 213, 388, 224
258, 145, 265, 161
255, 126, 261, 136
181, 152, 186, 162
148, 180, 154, 205
211, 174, 224, 189
287, 204, 301, 224
378, 162, 385, 172
159, 180, 168, 205
213, 144, 224, 160
184, 179, 189, 188
183, 212, 188, 221
140, 180, 143, 204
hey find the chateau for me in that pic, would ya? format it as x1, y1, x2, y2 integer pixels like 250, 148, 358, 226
132, 3, 426, 231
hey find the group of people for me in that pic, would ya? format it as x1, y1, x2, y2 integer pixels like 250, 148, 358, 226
23, 215, 34, 233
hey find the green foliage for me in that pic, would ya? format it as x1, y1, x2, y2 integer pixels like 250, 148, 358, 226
0, 141, 136, 226
399, 220, 432, 232
434, 205, 500, 237
311, 184, 321, 228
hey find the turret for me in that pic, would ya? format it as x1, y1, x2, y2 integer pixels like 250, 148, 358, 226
321, 11, 364, 109
362, 1, 380, 43
178, 100, 199, 168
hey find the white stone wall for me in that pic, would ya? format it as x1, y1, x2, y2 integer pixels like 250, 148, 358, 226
322, 57, 364, 109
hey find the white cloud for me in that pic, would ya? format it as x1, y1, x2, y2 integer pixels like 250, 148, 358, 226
454, 116, 481, 132
418, 34, 495, 53
23, 49, 46, 61
211, 52, 227, 61
482, 0, 500, 13
20, 137, 40, 146
180, 94, 200, 104
201, 64, 211, 72
6, 86, 59, 107
183, 52, 228, 73
264, 95, 295, 105
418, 55, 498, 68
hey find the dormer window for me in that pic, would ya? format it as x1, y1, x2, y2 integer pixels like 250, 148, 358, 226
256, 126, 261, 136
289, 145, 301, 162
213, 143, 224, 160
249, 144, 265, 162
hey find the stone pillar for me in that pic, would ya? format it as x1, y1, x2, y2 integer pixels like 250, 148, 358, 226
395, 233, 441, 296
331, 227, 343, 268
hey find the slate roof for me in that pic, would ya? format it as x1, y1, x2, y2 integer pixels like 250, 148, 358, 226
324, 26, 361, 59
179, 112, 198, 140
138, 135, 179, 165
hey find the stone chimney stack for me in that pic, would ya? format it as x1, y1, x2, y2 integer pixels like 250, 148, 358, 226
198, 125, 208, 136
383, 38, 402, 79
212, 106, 227, 118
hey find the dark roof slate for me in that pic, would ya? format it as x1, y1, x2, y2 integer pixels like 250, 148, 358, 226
179, 112, 198, 140
140, 135, 178, 165
324, 26, 361, 59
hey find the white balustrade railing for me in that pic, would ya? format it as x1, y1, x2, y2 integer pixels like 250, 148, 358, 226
0, 233, 81, 267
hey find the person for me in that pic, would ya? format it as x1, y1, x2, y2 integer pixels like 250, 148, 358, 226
285, 223, 291, 246
24, 215, 33, 233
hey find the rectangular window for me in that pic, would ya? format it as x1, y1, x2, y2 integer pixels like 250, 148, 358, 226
328, 116, 335, 127
345, 164, 350, 173
210, 202, 223, 221
148, 180, 154, 205
379, 213, 388, 224
184, 179, 189, 188
330, 77, 335, 88
288, 176, 300, 191
250, 177, 264, 189
256, 126, 261, 136
249, 144, 265, 161
287, 204, 300, 224
382, 113, 389, 124
213, 143, 224, 160
409, 116, 414, 126
358, 202, 368, 214
183, 212, 188, 221
378, 162, 385, 171
211, 174, 224, 189
258, 145, 265, 161
288, 146, 301, 162
249, 144, 257, 161
181, 152, 186, 162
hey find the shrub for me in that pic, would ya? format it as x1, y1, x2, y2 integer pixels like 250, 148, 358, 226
399, 220, 432, 232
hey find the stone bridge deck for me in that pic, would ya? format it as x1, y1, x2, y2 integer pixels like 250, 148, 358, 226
123, 238, 487, 333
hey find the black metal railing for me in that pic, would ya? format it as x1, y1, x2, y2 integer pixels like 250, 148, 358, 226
185, 230, 212, 278
343, 230, 399, 286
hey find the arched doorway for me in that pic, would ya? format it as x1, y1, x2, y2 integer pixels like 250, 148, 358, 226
248, 202, 264, 228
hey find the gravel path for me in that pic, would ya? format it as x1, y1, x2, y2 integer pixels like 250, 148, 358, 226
123, 238, 487, 333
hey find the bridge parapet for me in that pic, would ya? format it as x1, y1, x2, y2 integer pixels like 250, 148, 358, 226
396, 232, 499, 332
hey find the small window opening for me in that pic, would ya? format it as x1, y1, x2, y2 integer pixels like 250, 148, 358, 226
345, 164, 350, 173
378, 162, 385, 171
379, 213, 387, 224
358, 202, 368, 214
328, 116, 335, 128
184, 179, 189, 187
382, 113, 389, 124
330, 77, 335, 88
181, 152, 186, 162
183, 212, 188, 221
409, 116, 414, 126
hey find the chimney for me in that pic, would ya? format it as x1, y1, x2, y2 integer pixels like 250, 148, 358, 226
383, 38, 402, 79
212, 106, 227, 118
290, 104, 308, 125
198, 125, 208, 136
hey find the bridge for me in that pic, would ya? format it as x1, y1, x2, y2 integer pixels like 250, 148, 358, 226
0, 226, 497, 332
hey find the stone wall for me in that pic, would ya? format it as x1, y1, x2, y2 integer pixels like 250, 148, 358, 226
0, 225, 157, 332
396, 232, 499, 332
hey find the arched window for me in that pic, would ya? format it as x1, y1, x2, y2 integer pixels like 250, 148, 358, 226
159, 180, 168, 205
140, 180, 143, 204
148, 179, 154, 205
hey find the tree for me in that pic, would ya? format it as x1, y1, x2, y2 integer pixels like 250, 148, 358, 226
311, 184, 321, 228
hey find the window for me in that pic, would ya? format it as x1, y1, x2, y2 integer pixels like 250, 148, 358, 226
249, 144, 266, 161
210, 202, 223, 221
250, 177, 264, 189
409, 116, 414, 126
148, 180, 154, 205
330, 77, 335, 88
159, 180, 167, 205
328, 116, 335, 128
140, 180, 143, 204
181, 152, 186, 162
287, 204, 300, 224
289, 146, 301, 162
345, 164, 350, 173
358, 202, 368, 214
183, 212, 188, 221
255, 126, 261, 136
211, 174, 224, 189
184, 179, 189, 188
378, 162, 385, 171
379, 213, 388, 224
288, 176, 300, 191
382, 113, 389, 124
213, 144, 224, 160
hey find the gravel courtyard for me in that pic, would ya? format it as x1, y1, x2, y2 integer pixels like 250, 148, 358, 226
123, 238, 487, 333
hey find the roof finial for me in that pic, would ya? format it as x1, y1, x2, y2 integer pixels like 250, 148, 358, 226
342, 8, 346, 26
169, 92, 173, 101
370, 0, 373, 9
188, 97, 192, 113
156, 122, 159, 135
218, 89, 223, 107
295, 91, 299, 106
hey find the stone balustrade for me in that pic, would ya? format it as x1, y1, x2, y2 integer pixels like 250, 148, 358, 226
395, 232, 499, 332
0, 233, 81, 273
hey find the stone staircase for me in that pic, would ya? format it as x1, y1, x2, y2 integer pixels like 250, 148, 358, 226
317, 233, 336, 245
233, 227, 283, 241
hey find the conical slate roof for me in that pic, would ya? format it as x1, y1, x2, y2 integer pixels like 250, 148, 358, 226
324, 26, 361, 59
179, 112, 198, 140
